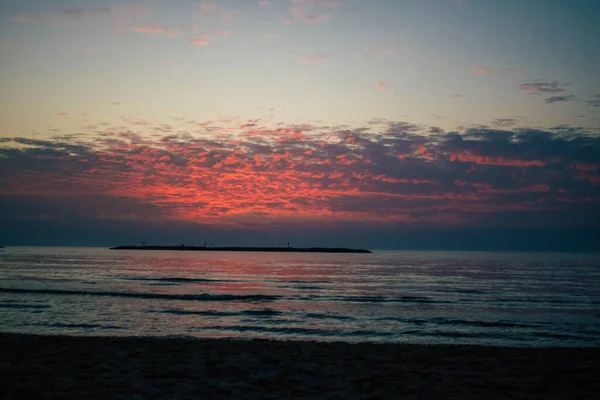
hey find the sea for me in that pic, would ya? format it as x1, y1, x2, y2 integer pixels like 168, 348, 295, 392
1, 247, 599, 347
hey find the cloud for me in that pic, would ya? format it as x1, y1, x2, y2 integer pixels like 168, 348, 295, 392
493, 118, 516, 127
289, 7, 331, 22
518, 81, 565, 95
130, 25, 180, 38
301, 54, 330, 64
258, 1, 270, 7
586, 95, 600, 108
470, 65, 492, 75
9, 4, 150, 24
60, 7, 111, 19
289, 1, 339, 23
2, 119, 599, 234
545, 95, 575, 104
0, 41, 13, 47
201, 2, 215, 12
190, 38, 210, 45
377, 81, 388, 89
375, 49, 395, 57
293, 0, 342, 7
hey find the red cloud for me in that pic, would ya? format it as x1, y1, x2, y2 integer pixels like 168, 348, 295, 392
448, 153, 546, 167
2, 120, 599, 228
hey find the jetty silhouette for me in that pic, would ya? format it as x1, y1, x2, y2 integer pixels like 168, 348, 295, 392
110, 245, 371, 254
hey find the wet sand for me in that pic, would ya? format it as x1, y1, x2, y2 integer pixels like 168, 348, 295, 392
1, 333, 599, 399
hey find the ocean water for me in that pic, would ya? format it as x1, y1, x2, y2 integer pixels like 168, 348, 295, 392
1, 247, 599, 347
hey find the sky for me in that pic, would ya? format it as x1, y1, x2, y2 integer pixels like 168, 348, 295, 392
1, 0, 599, 250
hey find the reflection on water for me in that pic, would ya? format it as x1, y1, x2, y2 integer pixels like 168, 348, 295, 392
1, 247, 599, 346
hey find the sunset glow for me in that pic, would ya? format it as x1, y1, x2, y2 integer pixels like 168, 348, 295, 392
1, 0, 599, 249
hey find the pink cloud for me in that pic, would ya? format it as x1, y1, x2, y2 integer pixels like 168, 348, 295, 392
470, 65, 492, 75
190, 38, 210, 45
518, 81, 565, 95
377, 81, 388, 89
130, 25, 179, 38
375, 49, 395, 57
189, 30, 231, 45
258, 1, 270, 7
301, 54, 330, 64
0, 41, 13, 47
293, 0, 342, 7
201, 2, 214, 12
289, 6, 331, 23
304, 14, 331, 23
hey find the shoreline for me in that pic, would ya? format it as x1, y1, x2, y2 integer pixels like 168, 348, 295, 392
2, 333, 599, 399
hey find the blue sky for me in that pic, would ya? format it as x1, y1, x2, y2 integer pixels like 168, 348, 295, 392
2, 0, 599, 133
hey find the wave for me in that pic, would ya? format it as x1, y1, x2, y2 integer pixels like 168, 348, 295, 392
155, 309, 239, 317
435, 318, 539, 329
39, 322, 124, 330
281, 280, 333, 284
529, 332, 598, 341
117, 276, 240, 283
411, 330, 507, 339
307, 295, 448, 303
0, 303, 52, 309
199, 325, 396, 337
305, 313, 354, 321
279, 285, 325, 290
380, 316, 538, 329
243, 309, 282, 316
436, 289, 489, 295
157, 308, 282, 317
0, 287, 280, 302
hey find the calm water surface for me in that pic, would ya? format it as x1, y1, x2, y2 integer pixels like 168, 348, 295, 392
1, 247, 599, 347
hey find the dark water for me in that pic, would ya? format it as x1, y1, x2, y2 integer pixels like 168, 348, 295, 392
1, 247, 599, 347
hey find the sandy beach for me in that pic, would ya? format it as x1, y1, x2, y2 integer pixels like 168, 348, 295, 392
1, 333, 599, 399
